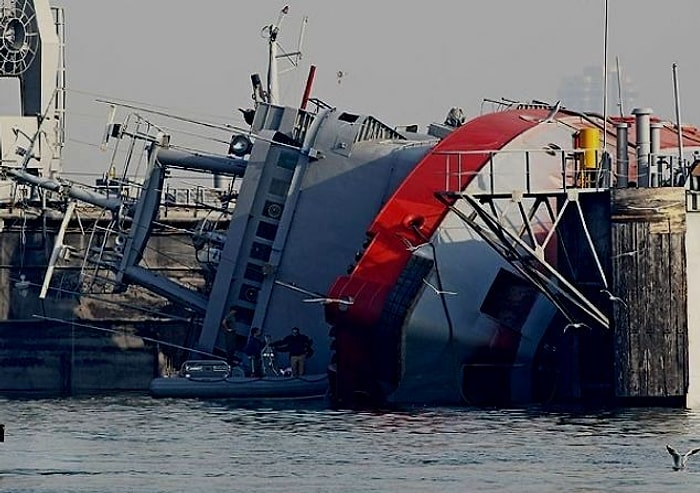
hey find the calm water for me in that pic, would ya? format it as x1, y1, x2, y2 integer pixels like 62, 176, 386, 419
1, 394, 700, 492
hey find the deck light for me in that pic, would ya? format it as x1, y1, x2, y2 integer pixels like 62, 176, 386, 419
229, 134, 253, 157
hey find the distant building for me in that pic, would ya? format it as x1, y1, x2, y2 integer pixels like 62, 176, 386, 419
557, 64, 638, 117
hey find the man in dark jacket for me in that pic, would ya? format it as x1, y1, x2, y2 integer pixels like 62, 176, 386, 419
273, 327, 312, 376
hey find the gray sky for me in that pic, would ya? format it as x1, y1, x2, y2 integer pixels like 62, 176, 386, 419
49, 0, 700, 174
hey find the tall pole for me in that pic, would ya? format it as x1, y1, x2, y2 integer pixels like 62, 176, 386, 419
266, 5, 289, 105
267, 25, 279, 105
616, 56, 624, 117
672, 63, 684, 177
602, 0, 609, 155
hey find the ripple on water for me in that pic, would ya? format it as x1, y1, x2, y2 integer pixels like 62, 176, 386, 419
1, 396, 700, 492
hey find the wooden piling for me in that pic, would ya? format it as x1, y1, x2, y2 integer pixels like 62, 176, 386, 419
611, 187, 688, 403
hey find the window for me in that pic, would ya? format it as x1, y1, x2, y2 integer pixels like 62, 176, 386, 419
269, 178, 290, 197
244, 263, 265, 283
256, 221, 278, 241
250, 242, 272, 262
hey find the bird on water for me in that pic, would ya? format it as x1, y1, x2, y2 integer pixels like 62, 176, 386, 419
666, 444, 700, 470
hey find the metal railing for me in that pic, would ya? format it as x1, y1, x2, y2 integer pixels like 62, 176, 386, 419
434, 147, 610, 198
433, 146, 699, 203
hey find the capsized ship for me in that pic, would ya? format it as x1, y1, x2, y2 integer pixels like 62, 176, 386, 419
326, 105, 700, 407
5, 1, 700, 407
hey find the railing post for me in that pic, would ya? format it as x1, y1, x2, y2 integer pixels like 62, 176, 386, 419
444, 154, 449, 192
525, 151, 531, 194
458, 152, 463, 191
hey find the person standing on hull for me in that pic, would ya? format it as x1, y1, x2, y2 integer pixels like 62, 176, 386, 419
273, 327, 313, 376
244, 327, 265, 377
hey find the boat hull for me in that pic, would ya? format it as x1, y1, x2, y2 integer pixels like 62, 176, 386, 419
149, 373, 328, 400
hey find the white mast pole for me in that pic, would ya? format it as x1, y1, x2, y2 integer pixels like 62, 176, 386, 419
266, 5, 289, 105
616, 56, 624, 117
267, 30, 279, 105
602, 0, 609, 155
672, 63, 684, 177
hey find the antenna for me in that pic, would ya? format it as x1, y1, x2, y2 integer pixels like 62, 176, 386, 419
672, 63, 684, 175
615, 56, 624, 117
261, 6, 307, 106
296, 15, 308, 63
263, 5, 289, 105
279, 14, 308, 71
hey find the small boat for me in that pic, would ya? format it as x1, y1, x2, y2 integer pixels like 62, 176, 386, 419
149, 360, 328, 400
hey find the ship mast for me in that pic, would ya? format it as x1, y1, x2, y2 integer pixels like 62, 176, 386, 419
260, 5, 306, 106
264, 5, 288, 105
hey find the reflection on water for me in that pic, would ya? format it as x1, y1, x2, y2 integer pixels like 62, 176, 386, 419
1, 395, 700, 492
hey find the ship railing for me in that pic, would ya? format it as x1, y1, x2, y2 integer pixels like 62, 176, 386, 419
434, 147, 700, 207
433, 146, 611, 198
618, 151, 700, 211
292, 108, 316, 146
160, 185, 232, 218
479, 98, 554, 115
354, 116, 406, 143
306, 97, 332, 111
271, 104, 405, 148
90, 177, 232, 219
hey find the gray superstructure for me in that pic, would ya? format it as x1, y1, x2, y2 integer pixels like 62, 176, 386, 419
195, 104, 435, 372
